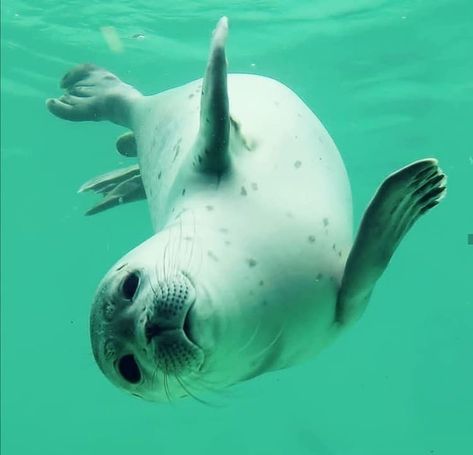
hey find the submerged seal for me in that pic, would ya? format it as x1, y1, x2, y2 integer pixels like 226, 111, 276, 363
46, 17, 446, 402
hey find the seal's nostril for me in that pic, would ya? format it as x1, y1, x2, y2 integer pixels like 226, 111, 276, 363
122, 272, 140, 300
118, 354, 141, 384
145, 322, 161, 343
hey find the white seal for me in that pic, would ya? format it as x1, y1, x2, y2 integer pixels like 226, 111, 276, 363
46, 17, 446, 402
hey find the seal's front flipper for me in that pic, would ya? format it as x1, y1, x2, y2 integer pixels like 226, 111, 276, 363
116, 132, 138, 157
46, 64, 141, 128
79, 164, 145, 215
193, 17, 230, 176
336, 159, 447, 326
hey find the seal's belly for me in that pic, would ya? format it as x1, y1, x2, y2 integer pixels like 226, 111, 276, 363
134, 74, 352, 241
133, 73, 353, 380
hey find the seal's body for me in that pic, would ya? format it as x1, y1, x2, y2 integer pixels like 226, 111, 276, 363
133, 73, 353, 371
47, 17, 446, 402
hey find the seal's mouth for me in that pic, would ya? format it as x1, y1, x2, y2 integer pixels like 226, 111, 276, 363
144, 303, 198, 348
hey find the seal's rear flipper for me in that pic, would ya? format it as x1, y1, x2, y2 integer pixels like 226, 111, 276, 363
336, 159, 447, 327
193, 17, 230, 176
79, 164, 145, 215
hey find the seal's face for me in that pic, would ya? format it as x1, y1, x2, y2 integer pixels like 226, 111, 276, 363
90, 230, 289, 402
90, 235, 213, 402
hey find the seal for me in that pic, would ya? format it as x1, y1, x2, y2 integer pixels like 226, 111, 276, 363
46, 17, 447, 402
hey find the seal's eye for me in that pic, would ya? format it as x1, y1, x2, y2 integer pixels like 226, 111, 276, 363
118, 354, 141, 384
122, 272, 140, 300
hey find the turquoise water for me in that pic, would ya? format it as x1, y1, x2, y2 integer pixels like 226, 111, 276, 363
1, 1, 472, 454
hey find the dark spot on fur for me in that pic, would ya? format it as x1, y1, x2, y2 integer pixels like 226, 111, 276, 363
251, 182, 258, 191
188, 93, 194, 99
286, 211, 293, 218
315, 273, 323, 281
173, 145, 181, 162
158, 171, 162, 180
338, 251, 342, 257
184, 236, 193, 241
241, 186, 247, 196
247, 258, 257, 267
294, 160, 302, 169
332, 243, 336, 250
259, 280, 264, 286
174, 208, 186, 220
230, 116, 241, 132
323, 218, 329, 227
219, 228, 229, 234
207, 251, 218, 262
224, 240, 231, 246
198, 156, 202, 163
182, 188, 186, 196
104, 75, 117, 81
308, 235, 316, 243
206, 205, 214, 211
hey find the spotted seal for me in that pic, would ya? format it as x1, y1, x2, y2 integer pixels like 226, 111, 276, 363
46, 17, 446, 402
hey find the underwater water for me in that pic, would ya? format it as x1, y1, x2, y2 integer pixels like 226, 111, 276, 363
1, 0, 472, 454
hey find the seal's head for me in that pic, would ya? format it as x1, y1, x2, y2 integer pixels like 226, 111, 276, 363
90, 231, 215, 402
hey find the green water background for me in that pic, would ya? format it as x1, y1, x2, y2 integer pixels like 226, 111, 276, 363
1, 1, 472, 454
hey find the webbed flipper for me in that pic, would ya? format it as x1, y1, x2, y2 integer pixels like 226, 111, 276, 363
46, 64, 141, 128
79, 164, 145, 215
336, 159, 447, 326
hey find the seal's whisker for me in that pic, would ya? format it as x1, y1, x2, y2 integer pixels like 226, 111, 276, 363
173, 216, 184, 277
186, 370, 231, 403
187, 370, 220, 387
252, 325, 285, 362
190, 376, 232, 408
187, 209, 203, 279
151, 365, 160, 387
175, 374, 212, 406
162, 365, 172, 403
182, 211, 195, 276
192, 377, 227, 401
166, 226, 176, 279
162, 232, 172, 282
147, 266, 159, 301
237, 319, 262, 355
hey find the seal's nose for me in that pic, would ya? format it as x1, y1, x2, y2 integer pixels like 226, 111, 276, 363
145, 321, 162, 343
144, 310, 194, 344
